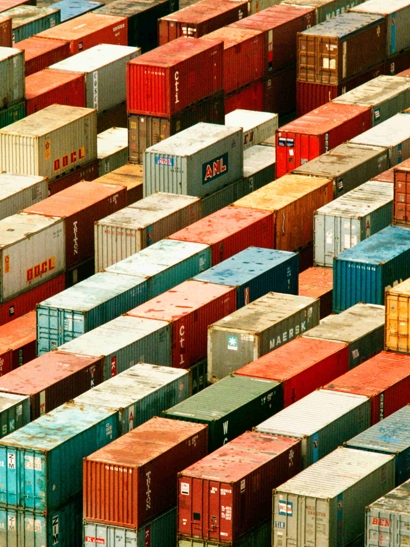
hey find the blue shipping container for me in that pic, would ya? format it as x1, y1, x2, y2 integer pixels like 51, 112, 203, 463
0, 402, 119, 512
345, 404, 410, 486
51, 0, 102, 22
36, 272, 149, 355
333, 225, 410, 313
193, 247, 298, 308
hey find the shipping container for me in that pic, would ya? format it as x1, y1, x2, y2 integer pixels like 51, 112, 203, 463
272, 447, 395, 547
48, 159, 99, 195
0, 173, 47, 220
225, 109, 278, 149
177, 519, 271, 547
314, 181, 394, 267
281, 0, 367, 22
0, 99, 25, 129
169, 205, 274, 265
233, 174, 333, 251
164, 374, 283, 451
394, 164, 410, 224
297, 12, 387, 84
225, 79, 265, 114
194, 247, 299, 309
208, 291, 320, 382
0, 311, 36, 375
323, 351, 410, 424
97, 126, 128, 176
15, 35, 71, 77
199, 177, 247, 218
95, 193, 201, 269
91, 163, 143, 205
263, 63, 297, 115
65, 256, 95, 288
235, 337, 349, 407
0, 392, 30, 438
178, 432, 302, 543
386, 278, 410, 353
276, 102, 372, 177
127, 37, 223, 117
4, 5, 60, 43
83, 416, 208, 528
299, 266, 333, 319
53, 0, 102, 22
97, 100, 127, 133
243, 144, 275, 191
0, 46, 24, 109
0, 0, 34, 9
0, 15, 11, 46
333, 225, 410, 312
292, 142, 390, 197
256, 389, 371, 468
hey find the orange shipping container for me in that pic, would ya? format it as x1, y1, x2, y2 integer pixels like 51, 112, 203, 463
394, 165, 410, 225
0, 311, 36, 375
233, 174, 333, 252
299, 266, 333, 319
385, 278, 410, 353
15, 36, 71, 76
90, 164, 143, 206
0, 16, 11, 46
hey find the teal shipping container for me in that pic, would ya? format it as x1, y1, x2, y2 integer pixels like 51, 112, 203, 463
5, 5, 61, 43
0, 393, 30, 439
58, 315, 172, 380
193, 247, 298, 308
36, 272, 149, 355
0, 100, 25, 129
333, 225, 410, 312
163, 374, 282, 452
0, 401, 119, 512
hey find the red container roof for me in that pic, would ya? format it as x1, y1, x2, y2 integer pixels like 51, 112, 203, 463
202, 26, 263, 49
298, 267, 333, 299
15, 36, 70, 61
25, 69, 84, 100
161, 0, 248, 24
232, 3, 315, 30
0, 311, 36, 352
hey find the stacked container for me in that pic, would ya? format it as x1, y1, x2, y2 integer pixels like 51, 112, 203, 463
225, 109, 278, 149
14, 35, 71, 76
0, 173, 47, 219
393, 163, 410, 224
299, 266, 333, 319
0, 311, 36, 375
91, 162, 143, 205
2, 5, 60, 43
385, 278, 410, 353
0, 16, 11, 46
97, 126, 128, 176
0, 46, 24, 128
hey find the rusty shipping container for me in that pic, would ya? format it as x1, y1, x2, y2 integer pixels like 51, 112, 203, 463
83, 416, 208, 529
385, 278, 410, 353
394, 165, 410, 224
14, 35, 71, 76
0, 311, 36, 376
0, 16, 11, 46
299, 266, 333, 319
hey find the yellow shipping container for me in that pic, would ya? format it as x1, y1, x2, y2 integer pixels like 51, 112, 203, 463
385, 278, 410, 353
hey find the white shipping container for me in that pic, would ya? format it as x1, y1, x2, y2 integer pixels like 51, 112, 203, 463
49, 44, 140, 113
0, 46, 25, 109
0, 212, 65, 302
273, 447, 396, 547
95, 193, 202, 270
225, 109, 278, 150
97, 127, 128, 176
0, 173, 48, 220
0, 104, 97, 182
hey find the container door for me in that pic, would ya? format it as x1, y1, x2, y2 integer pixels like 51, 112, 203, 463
208, 480, 222, 541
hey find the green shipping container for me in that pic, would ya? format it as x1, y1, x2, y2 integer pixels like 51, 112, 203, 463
163, 375, 282, 452
0, 101, 25, 129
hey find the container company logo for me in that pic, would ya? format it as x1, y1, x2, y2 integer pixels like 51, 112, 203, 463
227, 335, 238, 351
44, 140, 86, 172
278, 500, 293, 516
202, 153, 228, 185
85, 537, 105, 544
27, 257, 55, 282
155, 156, 174, 166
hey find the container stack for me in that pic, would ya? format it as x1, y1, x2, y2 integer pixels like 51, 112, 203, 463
0, 16, 11, 46
1, 5, 61, 43
0, 46, 24, 128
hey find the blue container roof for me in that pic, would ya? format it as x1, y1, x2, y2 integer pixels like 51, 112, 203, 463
300, 12, 385, 38
52, 0, 102, 22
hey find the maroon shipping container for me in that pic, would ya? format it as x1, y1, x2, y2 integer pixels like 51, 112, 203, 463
23, 180, 127, 270
322, 351, 410, 424
83, 416, 208, 529
235, 338, 348, 407
231, 4, 315, 75
299, 267, 333, 319
0, 311, 36, 376
0, 16, 11, 46
275, 102, 372, 178
25, 69, 86, 115
263, 64, 297, 115
394, 166, 410, 224
200, 27, 264, 94
0, 0, 34, 11
97, 102, 127, 133
0, 352, 105, 420
15, 36, 71, 77
178, 431, 302, 543
48, 160, 99, 195
158, 0, 248, 45
384, 47, 410, 77
225, 79, 264, 114
168, 205, 274, 265
127, 37, 224, 117
127, 280, 236, 369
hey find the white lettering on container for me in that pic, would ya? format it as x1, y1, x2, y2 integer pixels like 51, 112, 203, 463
146, 470, 152, 509
24, 455, 42, 471
174, 71, 180, 104
73, 221, 79, 256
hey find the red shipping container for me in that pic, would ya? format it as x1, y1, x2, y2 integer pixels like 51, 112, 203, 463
15, 36, 71, 77
225, 79, 264, 114
37, 13, 128, 55
394, 166, 410, 224
299, 267, 333, 319
397, 68, 410, 78
25, 69, 86, 115
158, 0, 248, 45
0, 274, 65, 326
263, 64, 297, 116
127, 37, 223, 117
127, 280, 236, 369
168, 205, 274, 265
276, 102, 372, 178
48, 160, 99, 196
0, 311, 36, 376
235, 338, 348, 407
200, 27, 264, 94
0, 0, 34, 11
178, 431, 302, 543
0, 351, 104, 420
23, 180, 127, 270
83, 416, 208, 529
0, 16, 11, 47
322, 351, 410, 424
231, 4, 315, 75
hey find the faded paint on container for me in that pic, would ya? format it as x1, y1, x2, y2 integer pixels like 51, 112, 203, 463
95, 193, 201, 270
178, 519, 271, 547
0, 173, 47, 220
143, 123, 243, 198
385, 278, 410, 353
163, 374, 283, 452
394, 165, 410, 224
0, 16, 11, 47
189, 358, 207, 395
52, 0, 102, 22
0, 46, 24, 108
281, 0, 367, 24
97, 126, 128, 176
48, 159, 99, 196
314, 181, 393, 267
333, 225, 410, 312
243, 144, 275, 191
199, 178, 247, 218
225, 109, 278, 149
0, 99, 24, 129
0, 392, 30, 438
0, 401, 119, 511
89, 162, 143, 206
15, 35, 71, 77
4, 5, 60, 43
273, 447, 395, 547
299, 266, 333, 319
0, 311, 36, 374
208, 291, 319, 382
256, 389, 371, 468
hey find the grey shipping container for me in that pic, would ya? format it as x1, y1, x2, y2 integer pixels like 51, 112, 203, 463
256, 389, 371, 468
280, 0, 368, 25
163, 374, 283, 452
5, 6, 60, 43
292, 142, 390, 197
143, 122, 243, 198
208, 292, 320, 383
75, 363, 190, 434
273, 447, 395, 547
49, 44, 140, 113
0, 392, 30, 439
0, 173, 48, 220
97, 126, 128, 176
225, 109, 278, 150
0, 46, 24, 109
314, 181, 393, 267
199, 178, 246, 218
302, 302, 385, 369
243, 144, 275, 192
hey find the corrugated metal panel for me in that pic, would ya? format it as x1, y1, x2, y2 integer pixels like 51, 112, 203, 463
225, 109, 278, 149
16, 36, 71, 77
314, 181, 393, 267
91, 162, 143, 206
256, 389, 371, 468
273, 447, 395, 547
0, 173, 47, 220
0, 311, 36, 374
97, 126, 128, 176
178, 519, 271, 547
386, 278, 410, 353
199, 178, 246, 218
0, 401, 119, 512
0, 16, 12, 47
243, 144, 275, 191
0, 98, 24, 129
281, 0, 368, 24
0, 46, 24, 108
394, 164, 410, 224
0, 393, 30, 438
333, 225, 410, 313
4, 5, 60, 43
163, 374, 282, 452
